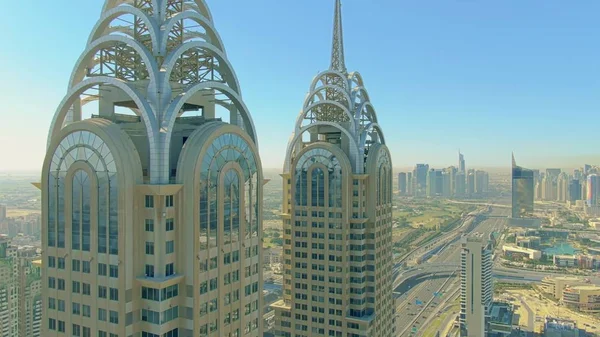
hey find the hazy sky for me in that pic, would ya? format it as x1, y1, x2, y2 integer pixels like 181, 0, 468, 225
1, 0, 599, 171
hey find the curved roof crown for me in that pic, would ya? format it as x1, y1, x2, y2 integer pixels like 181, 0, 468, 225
285, 0, 385, 173
48, 0, 255, 184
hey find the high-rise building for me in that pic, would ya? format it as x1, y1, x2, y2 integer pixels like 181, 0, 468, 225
398, 172, 407, 195
460, 235, 493, 337
0, 235, 42, 337
427, 169, 444, 197
414, 164, 429, 197
588, 174, 600, 207
512, 154, 534, 218
443, 167, 456, 197
569, 179, 582, 203
467, 169, 476, 196
455, 172, 466, 197
0, 205, 5, 222
474, 170, 489, 195
40, 1, 263, 336
272, 1, 395, 336
557, 172, 569, 202
407, 172, 413, 196
459, 151, 466, 173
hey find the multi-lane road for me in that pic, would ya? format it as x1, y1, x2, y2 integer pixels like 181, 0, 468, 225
395, 207, 510, 336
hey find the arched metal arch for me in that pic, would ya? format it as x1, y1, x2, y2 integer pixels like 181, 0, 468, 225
356, 101, 378, 124
164, 81, 257, 161
349, 71, 364, 87
87, 6, 159, 53
303, 84, 352, 109
294, 100, 356, 132
68, 35, 159, 91
162, 41, 240, 93
162, 10, 225, 54
359, 122, 386, 149
48, 76, 158, 152
285, 121, 360, 172
101, 0, 160, 16
352, 86, 371, 107
309, 69, 349, 92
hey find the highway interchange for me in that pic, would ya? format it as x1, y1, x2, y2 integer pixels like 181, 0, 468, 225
395, 207, 510, 336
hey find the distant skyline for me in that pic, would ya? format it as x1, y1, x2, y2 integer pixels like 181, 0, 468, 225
1, 0, 599, 170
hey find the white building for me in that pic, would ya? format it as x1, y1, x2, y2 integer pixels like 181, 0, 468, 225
502, 244, 542, 260
271, 1, 395, 336
40, 1, 263, 336
460, 235, 493, 337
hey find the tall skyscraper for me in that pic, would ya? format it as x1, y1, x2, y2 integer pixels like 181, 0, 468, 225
407, 172, 413, 196
587, 174, 600, 207
460, 235, 493, 337
41, 1, 263, 336
458, 150, 466, 173
474, 170, 489, 195
427, 169, 444, 197
272, 1, 395, 336
467, 169, 476, 196
511, 154, 534, 218
414, 164, 429, 197
569, 179, 582, 203
455, 172, 466, 197
557, 172, 569, 202
398, 172, 407, 195
0, 205, 6, 222
0, 235, 42, 337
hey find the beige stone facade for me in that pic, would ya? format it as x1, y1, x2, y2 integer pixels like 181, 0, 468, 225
41, 1, 263, 337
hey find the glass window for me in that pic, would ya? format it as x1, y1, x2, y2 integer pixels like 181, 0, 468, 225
72, 259, 80, 272
109, 310, 119, 324
165, 195, 174, 207
58, 257, 65, 269
146, 242, 154, 255
166, 218, 174, 231
98, 263, 107, 276
165, 263, 174, 276
82, 260, 90, 273
145, 219, 154, 232
48, 256, 55, 268
166, 241, 174, 254
98, 286, 107, 299
109, 265, 118, 278
145, 195, 154, 208
145, 264, 154, 277
110, 288, 118, 301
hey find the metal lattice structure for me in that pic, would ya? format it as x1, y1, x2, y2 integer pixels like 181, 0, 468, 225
285, 0, 385, 174
47, 0, 255, 184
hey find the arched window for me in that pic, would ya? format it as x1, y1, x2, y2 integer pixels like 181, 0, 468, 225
311, 168, 325, 207
48, 131, 118, 254
223, 170, 240, 244
198, 133, 259, 249
72, 170, 91, 251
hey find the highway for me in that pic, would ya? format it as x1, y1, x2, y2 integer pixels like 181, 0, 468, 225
395, 207, 510, 336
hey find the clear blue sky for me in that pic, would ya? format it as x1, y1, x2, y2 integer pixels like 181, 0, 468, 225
1, 0, 599, 171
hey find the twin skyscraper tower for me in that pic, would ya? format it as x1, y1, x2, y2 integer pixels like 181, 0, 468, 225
40, 1, 394, 336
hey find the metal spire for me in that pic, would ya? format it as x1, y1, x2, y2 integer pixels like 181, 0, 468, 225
512, 152, 516, 168
330, 0, 347, 73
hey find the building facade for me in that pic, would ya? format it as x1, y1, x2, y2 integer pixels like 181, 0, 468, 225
398, 172, 407, 195
272, 1, 395, 336
460, 235, 493, 337
0, 235, 42, 337
41, 1, 263, 336
511, 154, 534, 218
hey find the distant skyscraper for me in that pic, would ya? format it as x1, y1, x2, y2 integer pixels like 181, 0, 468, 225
459, 151, 466, 173
427, 169, 444, 197
398, 172, 407, 195
467, 169, 476, 195
0, 235, 42, 337
407, 172, 413, 196
474, 170, 489, 195
0, 205, 5, 222
512, 154, 534, 218
587, 174, 600, 207
455, 172, 466, 197
557, 172, 569, 202
273, 1, 395, 336
41, 1, 264, 336
460, 235, 493, 337
569, 179, 581, 203
585, 164, 592, 175
414, 164, 429, 197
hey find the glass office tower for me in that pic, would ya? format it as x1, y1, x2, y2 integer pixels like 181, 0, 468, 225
41, 1, 263, 336
271, 1, 395, 336
511, 154, 534, 218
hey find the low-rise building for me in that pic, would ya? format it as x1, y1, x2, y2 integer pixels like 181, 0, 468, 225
553, 254, 600, 269
263, 246, 282, 266
553, 254, 579, 268
543, 317, 579, 337
562, 285, 600, 313
516, 236, 541, 249
487, 302, 514, 337
540, 276, 588, 300
502, 245, 542, 260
